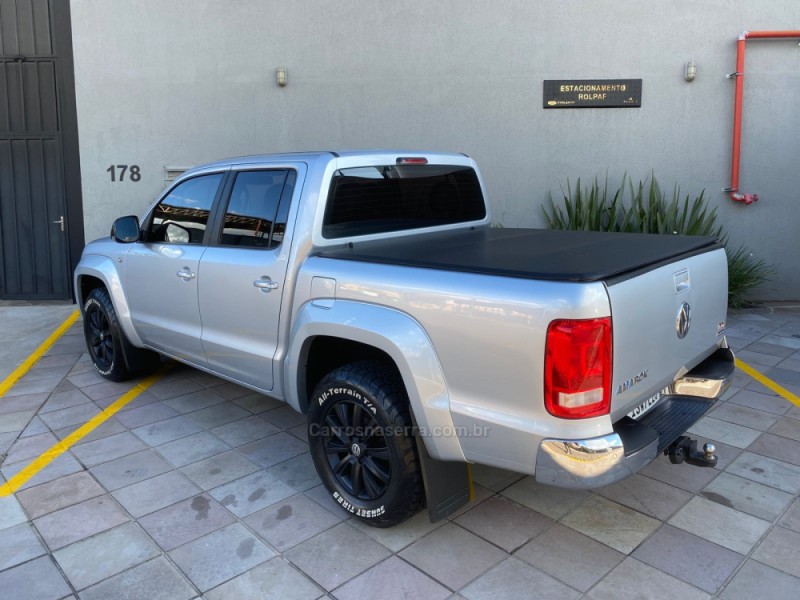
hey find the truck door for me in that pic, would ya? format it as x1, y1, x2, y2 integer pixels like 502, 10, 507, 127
125, 172, 226, 365
198, 164, 303, 390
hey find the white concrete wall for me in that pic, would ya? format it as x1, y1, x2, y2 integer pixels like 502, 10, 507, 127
70, 0, 800, 299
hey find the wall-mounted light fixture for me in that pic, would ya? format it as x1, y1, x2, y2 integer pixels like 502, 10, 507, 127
276, 67, 288, 87
684, 60, 697, 81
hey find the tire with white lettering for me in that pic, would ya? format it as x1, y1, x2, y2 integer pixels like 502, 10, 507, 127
308, 360, 424, 527
83, 287, 158, 381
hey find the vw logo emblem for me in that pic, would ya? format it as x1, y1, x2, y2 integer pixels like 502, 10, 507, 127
676, 302, 691, 339
351, 443, 361, 457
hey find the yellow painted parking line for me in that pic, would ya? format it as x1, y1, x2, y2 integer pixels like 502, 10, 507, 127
736, 357, 800, 408
0, 365, 169, 497
0, 309, 80, 398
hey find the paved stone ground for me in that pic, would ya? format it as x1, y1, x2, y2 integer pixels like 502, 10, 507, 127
1, 306, 800, 599
0, 302, 75, 382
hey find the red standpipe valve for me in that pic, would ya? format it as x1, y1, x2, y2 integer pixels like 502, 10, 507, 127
730, 192, 759, 205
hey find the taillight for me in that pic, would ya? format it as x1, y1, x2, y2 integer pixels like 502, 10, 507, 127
544, 317, 612, 419
396, 157, 428, 165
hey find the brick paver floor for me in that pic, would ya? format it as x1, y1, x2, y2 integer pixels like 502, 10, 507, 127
1, 306, 800, 599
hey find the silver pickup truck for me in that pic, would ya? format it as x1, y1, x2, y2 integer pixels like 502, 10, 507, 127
74, 151, 734, 526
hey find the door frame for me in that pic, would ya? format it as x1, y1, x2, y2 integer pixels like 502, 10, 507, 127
52, 0, 84, 299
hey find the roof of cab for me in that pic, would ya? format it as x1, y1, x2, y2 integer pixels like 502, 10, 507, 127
183, 150, 470, 175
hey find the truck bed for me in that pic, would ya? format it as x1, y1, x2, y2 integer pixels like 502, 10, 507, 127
316, 228, 721, 283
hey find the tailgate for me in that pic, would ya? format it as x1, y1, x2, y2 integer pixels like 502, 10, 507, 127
607, 246, 728, 420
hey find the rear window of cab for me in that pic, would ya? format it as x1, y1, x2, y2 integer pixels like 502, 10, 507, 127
322, 164, 485, 239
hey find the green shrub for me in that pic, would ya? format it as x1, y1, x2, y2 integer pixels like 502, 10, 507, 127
542, 174, 771, 308
726, 246, 772, 309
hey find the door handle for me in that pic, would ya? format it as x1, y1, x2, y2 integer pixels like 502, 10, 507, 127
253, 276, 279, 293
52, 216, 64, 232
176, 267, 196, 281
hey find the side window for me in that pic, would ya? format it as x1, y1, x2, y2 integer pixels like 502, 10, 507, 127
220, 170, 294, 248
148, 173, 223, 244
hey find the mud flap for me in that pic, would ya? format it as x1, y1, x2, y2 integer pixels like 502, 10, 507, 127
412, 415, 473, 522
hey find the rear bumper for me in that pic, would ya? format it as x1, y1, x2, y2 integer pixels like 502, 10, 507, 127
535, 347, 735, 489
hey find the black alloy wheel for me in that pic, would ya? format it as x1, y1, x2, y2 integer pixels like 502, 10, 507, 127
86, 300, 114, 372
321, 399, 392, 500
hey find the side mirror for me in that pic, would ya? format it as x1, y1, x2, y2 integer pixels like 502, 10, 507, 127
111, 215, 140, 243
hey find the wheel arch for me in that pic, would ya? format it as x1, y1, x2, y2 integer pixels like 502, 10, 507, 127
74, 255, 144, 347
301, 337, 401, 407
285, 300, 465, 462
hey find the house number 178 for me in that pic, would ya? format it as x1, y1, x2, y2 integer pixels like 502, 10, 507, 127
107, 165, 141, 182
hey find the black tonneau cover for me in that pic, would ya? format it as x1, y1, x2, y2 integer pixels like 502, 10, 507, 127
316, 228, 721, 283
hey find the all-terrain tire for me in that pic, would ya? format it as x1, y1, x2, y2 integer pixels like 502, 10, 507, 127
308, 360, 424, 527
83, 287, 159, 381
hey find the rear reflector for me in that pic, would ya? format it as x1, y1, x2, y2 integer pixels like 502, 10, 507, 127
544, 317, 612, 419
396, 157, 428, 165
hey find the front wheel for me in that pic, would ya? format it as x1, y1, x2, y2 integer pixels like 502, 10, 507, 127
83, 287, 158, 381
308, 360, 424, 527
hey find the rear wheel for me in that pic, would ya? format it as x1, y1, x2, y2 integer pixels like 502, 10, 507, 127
83, 287, 158, 381
308, 360, 424, 527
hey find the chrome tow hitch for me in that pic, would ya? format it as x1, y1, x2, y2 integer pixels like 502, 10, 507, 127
666, 436, 718, 468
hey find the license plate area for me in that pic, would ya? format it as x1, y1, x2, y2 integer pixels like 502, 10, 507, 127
628, 387, 670, 420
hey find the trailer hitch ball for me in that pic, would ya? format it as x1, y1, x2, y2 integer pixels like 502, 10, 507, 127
703, 443, 716, 461
666, 436, 718, 468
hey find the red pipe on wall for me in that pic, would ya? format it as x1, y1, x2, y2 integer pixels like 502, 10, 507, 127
727, 30, 800, 205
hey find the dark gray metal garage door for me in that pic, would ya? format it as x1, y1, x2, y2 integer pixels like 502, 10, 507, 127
0, 0, 80, 299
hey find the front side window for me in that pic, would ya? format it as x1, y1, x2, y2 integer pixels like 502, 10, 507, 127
219, 170, 295, 248
148, 173, 223, 244
322, 164, 485, 239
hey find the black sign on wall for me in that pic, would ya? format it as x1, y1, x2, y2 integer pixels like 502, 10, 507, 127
543, 79, 642, 108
